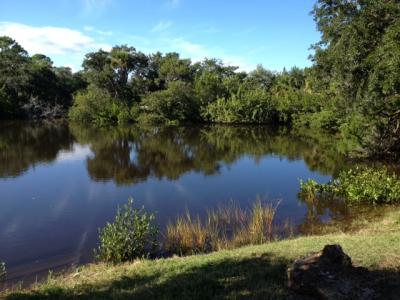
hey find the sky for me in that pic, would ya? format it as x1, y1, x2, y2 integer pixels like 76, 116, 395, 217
0, 0, 320, 72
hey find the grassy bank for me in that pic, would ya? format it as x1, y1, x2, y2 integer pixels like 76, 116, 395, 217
2, 209, 400, 300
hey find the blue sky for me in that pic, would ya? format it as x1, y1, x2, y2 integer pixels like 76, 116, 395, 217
0, 0, 320, 71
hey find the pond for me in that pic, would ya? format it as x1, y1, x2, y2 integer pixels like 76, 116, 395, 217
0, 121, 351, 283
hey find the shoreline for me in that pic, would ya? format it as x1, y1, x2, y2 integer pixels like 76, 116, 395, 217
2, 208, 399, 298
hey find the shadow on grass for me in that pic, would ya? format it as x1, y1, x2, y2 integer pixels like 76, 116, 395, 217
5, 253, 400, 300
5, 253, 291, 300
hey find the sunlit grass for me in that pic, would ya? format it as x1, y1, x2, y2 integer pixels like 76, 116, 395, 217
164, 199, 281, 255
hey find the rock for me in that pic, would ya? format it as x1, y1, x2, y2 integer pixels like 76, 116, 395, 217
287, 244, 377, 300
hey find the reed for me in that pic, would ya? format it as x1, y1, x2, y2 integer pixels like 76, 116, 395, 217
164, 199, 280, 256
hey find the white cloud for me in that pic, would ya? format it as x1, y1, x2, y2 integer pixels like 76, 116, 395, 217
165, 37, 254, 71
151, 21, 173, 33
0, 21, 254, 72
84, 25, 113, 36
0, 22, 111, 70
127, 33, 254, 71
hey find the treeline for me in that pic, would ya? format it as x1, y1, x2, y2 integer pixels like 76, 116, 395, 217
0, 0, 399, 159
0, 37, 86, 119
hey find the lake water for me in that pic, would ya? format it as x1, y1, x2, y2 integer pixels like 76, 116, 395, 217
0, 121, 350, 283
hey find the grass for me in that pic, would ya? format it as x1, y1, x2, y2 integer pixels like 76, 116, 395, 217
164, 200, 280, 255
2, 209, 400, 299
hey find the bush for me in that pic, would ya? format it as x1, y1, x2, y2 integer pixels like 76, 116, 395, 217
0, 262, 5, 282
95, 198, 159, 263
300, 167, 400, 204
140, 81, 199, 123
69, 85, 132, 126
293, 110, 341, 132
203, 88, 278, 123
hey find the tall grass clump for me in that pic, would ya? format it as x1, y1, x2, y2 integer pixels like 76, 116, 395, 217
164, 199, 280, 256
95, 198, 159, 263
248, 200, 279, 244
164, 213, 211, 255
300, 167, 400, 204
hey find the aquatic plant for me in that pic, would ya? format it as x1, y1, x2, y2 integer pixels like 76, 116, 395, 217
95, 198, 159, 263
299, 179, 321, 203
300, 167, 400, 204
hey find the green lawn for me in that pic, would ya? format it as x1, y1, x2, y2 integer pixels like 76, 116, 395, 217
2, 210, 400, 300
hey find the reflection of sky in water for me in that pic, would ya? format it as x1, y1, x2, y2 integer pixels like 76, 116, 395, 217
0, 127, 335, 283
56, 145, 92, 162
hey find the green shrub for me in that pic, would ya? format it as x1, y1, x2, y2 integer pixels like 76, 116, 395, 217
293, 110, 341, 132
274, 90, 322, 122
203, 88, 278, 123
69, 85, 132, 126
95, 198, 159, 263
0, 262, 5, 281
300, 167, 400, 204
140, 81, 199, 123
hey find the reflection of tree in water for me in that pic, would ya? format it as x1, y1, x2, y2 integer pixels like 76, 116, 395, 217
297, 193, 349, 234
296, 192, 396, 235
70, 124, 349, 186
0, 121, 74, 177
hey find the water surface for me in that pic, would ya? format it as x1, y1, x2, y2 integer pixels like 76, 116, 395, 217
0, 121, 349, 283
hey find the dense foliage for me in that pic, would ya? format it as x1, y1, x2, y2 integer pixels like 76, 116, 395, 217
309, 0, 400, 158
1, 0, 400, 158
300, 167, 400, 204
0, 37, 85, 119
95, 198, 159, 263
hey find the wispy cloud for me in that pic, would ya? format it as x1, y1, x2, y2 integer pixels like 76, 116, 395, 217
84, 25, 113, 36
162, 37, 254, 71
0, 22, 111, 70
82, 0, 112, 15
127, 33, 254, 71
151, 21, 173, 33
0, 21, 255, 72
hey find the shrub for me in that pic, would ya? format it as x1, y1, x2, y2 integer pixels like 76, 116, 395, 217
275, 90, 322, 123
0, 262, 5, 282
95, 198, 159, 263
203, 88, 278, 123
140, 81, 199, 123
69, 85, 132, 126
300, 167, 400, 204
293, 110, 341, 132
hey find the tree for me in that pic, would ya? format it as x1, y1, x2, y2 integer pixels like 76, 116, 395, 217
82, 46, 148, 103
194, 59, 237, 106
0, 36, 30, 116
311, 0, 400, 158
245, 65, 275, 91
